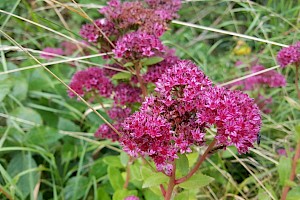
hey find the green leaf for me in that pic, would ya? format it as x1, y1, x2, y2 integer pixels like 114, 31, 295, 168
287, 186, 300, 200
111, 72, 132, 80
0, 77, 12, 102
295, 125, 300, 141
176, 154, 189, 176
7, 153, 39, 199
178, 173, 214, 189
120, 152, 129, 167
130, 163, 142, 181
103, 156, 123, 168
8, 107, 43, 129
25, 126, 63, 147
58, 117, 80, 132
142, 172, 168, 188
12, 77, 28, 101
108, 166, 124, 190
174, 191, 189, 200
64, 176, 90, 200
124, 62, 134, 67
278, 157, 292, 185
144, 189, 163, 200
89, 160, 107, 179
112, 189, 138, 200
140, 166, 153, 179
141, 57, 164, 66
97, 187, 111, 200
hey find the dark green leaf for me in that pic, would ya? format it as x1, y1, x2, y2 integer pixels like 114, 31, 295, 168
7, 153, 38, 199
97, 187, 111, 200
8, 107, 43, 129
64, 176, 90, 200
58, 117, 80, 132
12, 77, 28, 101
25, 126, 63, 147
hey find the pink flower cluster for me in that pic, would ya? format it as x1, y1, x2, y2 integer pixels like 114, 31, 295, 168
100, 0, 181, 37
80, 19, 116, 43
113, 31, 165, 59
68, 67, 113, 99
114, 83, 142, 105
277, 42, 300, 67
233, 65, 286, 90
121, 60, 261, 175
40, 47, 64, 60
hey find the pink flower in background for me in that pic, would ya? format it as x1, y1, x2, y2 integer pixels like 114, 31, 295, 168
231, 64, 286, 90
95, 123, 120, 142
277, 148, 294, 157
124, 196, 140, 200
146, 0, 181, 20
68, 67, 113, 99
40, 47, 64, 59
255, 95, 273, 114
277, 42, 300, 67
121, 60, 261, 175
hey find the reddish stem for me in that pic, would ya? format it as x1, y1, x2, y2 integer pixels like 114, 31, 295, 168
135, 62, 147, 99
280, 138, 300, 200
123, 157, 133, 189
165, 163, 176, 200
295, 64, 300, 100
175, 139, 217, 184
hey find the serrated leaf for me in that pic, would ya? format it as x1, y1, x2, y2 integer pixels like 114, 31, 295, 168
176, 154, 189, 176
284, 96, 300, 110
111, 72, 132, 80
7, 153, 38, 199
142, 172, 168, 188
103, 156, 123, 168
179, 173, 214, 189
141, 57, 164, 66
278, 157, 292, 185
108, 166, 124, 190
112, 189, 138, 200
64, 176, 90, 200
287, 186, 300, 200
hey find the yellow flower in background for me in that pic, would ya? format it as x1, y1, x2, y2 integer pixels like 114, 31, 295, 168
233, 40, 251, 55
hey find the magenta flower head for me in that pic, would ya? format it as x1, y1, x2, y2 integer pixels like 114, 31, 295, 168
121, 60, 261, 175
277, 42, 300, 67
68, 67, 113, 99
113, 31, 165, 59
40, 47, 64, 60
